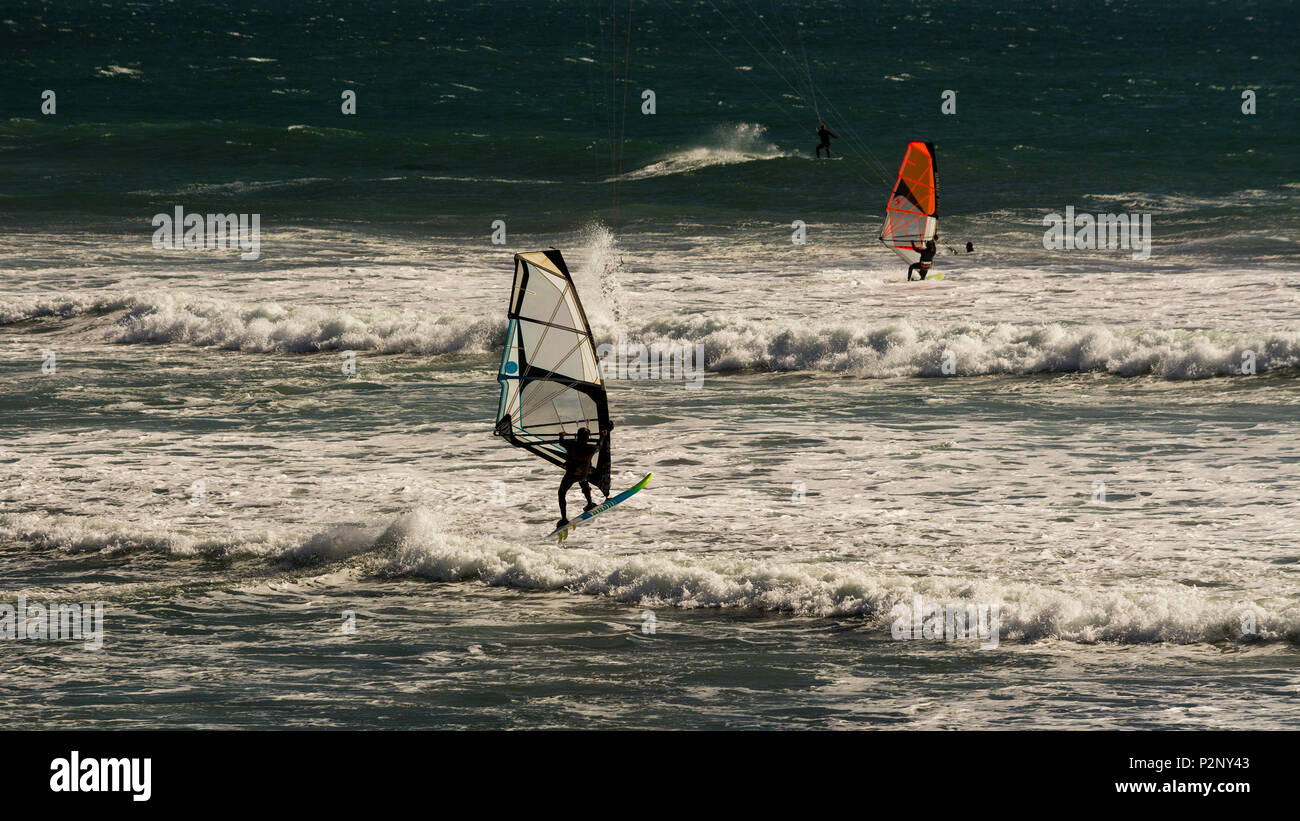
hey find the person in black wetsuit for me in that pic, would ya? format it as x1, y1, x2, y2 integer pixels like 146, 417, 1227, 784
965, 241, 974, 253
556, 426, 610, 529
908, 238, 938, 280
816, 123, 838, 158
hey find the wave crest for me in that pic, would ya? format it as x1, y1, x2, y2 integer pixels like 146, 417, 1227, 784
5, 509, 1294, 645
377, 508, 1298, 644
5, 290, 1295, 378
612, 122, 796, 181
641, 315, 1300, 378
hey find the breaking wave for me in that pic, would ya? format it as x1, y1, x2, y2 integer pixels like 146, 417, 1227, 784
611, 122, 797, 181
7, 510, 1293, 646
636, 315, 1300, 379
380, 507, 1297, 644
1, 291, 500, 355
4, 291, 1296, 378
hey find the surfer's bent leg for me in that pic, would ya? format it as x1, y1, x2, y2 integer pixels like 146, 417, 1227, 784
558, 472, 578, 524
907, 263, 920, 281
580, 480, 595, 512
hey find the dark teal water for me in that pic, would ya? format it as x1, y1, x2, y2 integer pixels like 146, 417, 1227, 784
3, 0, 1300, 731
3, 0, 1297, 238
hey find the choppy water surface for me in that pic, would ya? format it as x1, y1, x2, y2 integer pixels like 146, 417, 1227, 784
2, 0, 1298, 728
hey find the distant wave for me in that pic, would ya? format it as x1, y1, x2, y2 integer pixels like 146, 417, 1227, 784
611, 122, 798, 181
109, 293, 498, 355
635, 315, 1300, 379
5, 509, 1294, 646
3, 291, 1296, 378
0, 512, 308, 559
1087, 187, 1296, 214
0, 292, 499, 355
127, 177, 330, 197
94, 65, 143, 78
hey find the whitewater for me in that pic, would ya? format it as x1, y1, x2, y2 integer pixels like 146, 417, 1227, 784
4, 220, 1297, 376
3, 214, 1299, 729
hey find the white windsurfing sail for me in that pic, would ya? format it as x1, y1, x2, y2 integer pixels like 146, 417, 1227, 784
879, 141, 938, 263
494, 249, 611, 496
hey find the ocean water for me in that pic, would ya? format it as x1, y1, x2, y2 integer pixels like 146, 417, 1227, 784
2, 0, 1299, 729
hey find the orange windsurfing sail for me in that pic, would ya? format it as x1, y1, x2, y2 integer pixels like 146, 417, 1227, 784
879, 141, 938, 264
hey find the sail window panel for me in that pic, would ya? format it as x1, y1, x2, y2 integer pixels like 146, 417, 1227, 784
518, 383, 598, 434
517, 382, 565, 433
518, 320, 589, 382
523, 267, 582, 332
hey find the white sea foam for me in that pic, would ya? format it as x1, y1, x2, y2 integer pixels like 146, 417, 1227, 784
4, 290, 1295, 378
638, 315, 1300, 378
570, 221, 626, 329
612, 123, 797, 181
5, 508, 1292, 645
0, 293, 138, 324
111, 294, 499, 354
0, 512, 288, 558
373, 509, 1300, 644
0, 291, 499, 355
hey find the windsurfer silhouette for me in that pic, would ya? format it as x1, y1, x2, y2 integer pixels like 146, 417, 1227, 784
556, 426, 611, 529
908, 238, 938, 280
816, 123, 838, 158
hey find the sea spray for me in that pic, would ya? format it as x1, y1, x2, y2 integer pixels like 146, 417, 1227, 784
611, 122, 797, 181
573, 221, 627, 329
